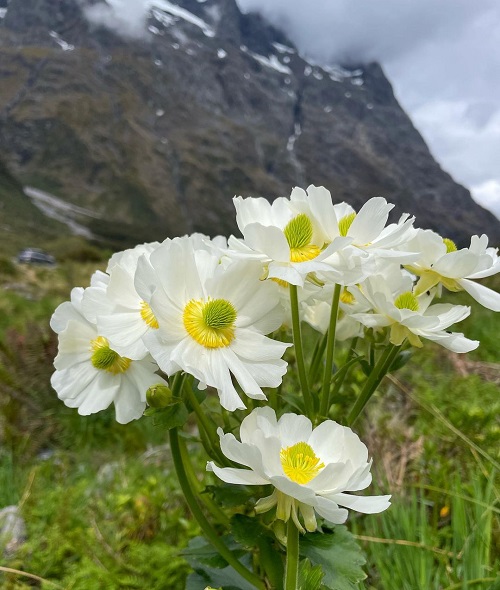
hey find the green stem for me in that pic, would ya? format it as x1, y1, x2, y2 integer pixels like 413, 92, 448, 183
289, 284, 313, 418
169, 427, 265, 590
308, 330, 328, 385
347, 343, 400, 426
183, 381, 227, 465
319, 284, 342, 419
178, 435, 230, 527
285, 519, 300, 590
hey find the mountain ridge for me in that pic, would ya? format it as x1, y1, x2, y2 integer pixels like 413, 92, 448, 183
1, 0, 499, 248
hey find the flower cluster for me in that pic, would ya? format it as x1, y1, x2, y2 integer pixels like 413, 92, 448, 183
51, 185, 499, 535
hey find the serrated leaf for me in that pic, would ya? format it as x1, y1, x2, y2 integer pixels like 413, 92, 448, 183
299, 558, 325, 590
300, 526, 366, 590
150, 401, 188, 429
184, 536, 256, 590
230, 514, 270, 548
182, 536, 229, 569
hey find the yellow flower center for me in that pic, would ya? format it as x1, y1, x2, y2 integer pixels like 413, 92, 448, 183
338, 212, 356, 237
280, 441, 325, 485
283, 213, 321, 262
140, 301, 159, 329
443, 238, 457, 253
183, 298, 237, 348
90, 336, 132, 374
394, 291, 419, 312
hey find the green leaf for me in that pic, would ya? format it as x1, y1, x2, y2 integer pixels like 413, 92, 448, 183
300, 526, 367, 590
184, 536, 256, 590
299, 558, 325, 590
204, 484, 265, 508
389, 349, 412, 372
149, 400, 188, 429
230, 514, 270, 548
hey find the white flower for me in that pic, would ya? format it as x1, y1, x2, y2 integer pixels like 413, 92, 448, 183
349, 272, 479, 352
135, 237, 291, 411
302, 285, 365, 341
51, 295, 167, 424
106, 241, 160, 273
230, 186, 352, 286
406, 229, 500, 311
82, 249, 160, 360
207, 407, 390, 532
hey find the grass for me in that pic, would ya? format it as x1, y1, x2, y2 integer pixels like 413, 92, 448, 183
0, 264, 499, 588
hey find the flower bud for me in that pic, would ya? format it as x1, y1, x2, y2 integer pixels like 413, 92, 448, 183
146, 384, 172, 408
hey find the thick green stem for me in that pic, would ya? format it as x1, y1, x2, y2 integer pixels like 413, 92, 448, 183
289, 284, 313, 418
285, 519, 300, 590
347, 343, 400, 426
169, 427, 265, 590
319, 284, 342, 419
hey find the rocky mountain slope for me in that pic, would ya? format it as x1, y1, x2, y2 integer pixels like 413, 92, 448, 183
1, 0, 499, 247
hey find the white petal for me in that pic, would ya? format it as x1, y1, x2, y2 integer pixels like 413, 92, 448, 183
418, 329, 479, 353
349, 197, 393, 244
329, 492, 391, 514
113, 386, 146, 424
220, 348, 267, 399
278, 413, 313, 447
106, 264, 141, 308
244, 223, 291, 262
50, 299, 84, 334
312, 496, 348, 524
433, 251, 479, 279
233, 196, 275, 233
231, 329, 290, 362
458, 279, 500, 312
207, 462, 269, 485
240, 406, 279, 443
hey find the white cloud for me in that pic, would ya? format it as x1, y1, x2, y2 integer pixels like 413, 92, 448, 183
472, 180, 500, 219
83, 0, 149, 39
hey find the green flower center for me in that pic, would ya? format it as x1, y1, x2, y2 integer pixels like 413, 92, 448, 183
280, 441, 325, 485
283, 213, 321, 262
183, 298, 237, 348
394, 291, 419, 312
338, 212, 356, 237
90, 336, 131, 374
443, 238, 457, 253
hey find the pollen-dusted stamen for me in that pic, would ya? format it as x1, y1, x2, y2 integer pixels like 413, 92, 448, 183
90, 336, 132, 374
272, 277, 290, 289
140, 301, 159, 329
280, 441, 325, 485
338, 212, 356, 237
340, 288, 355, 304
183, 298, 237, 348
443, 238, 457, 253
283, 213, 321, 262
394, 291, 419, 312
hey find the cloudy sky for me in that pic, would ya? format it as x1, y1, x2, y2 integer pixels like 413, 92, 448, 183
236, 0, 500, 219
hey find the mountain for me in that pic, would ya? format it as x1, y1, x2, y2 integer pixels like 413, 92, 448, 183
0, 0, 499, 248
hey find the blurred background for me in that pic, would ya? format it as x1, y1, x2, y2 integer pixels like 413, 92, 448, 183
0, 1, 499, 588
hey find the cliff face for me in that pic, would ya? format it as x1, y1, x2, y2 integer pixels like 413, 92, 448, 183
1, 0, 499, 247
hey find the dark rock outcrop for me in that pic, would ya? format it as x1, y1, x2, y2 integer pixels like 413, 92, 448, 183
0, 0, 498, 247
